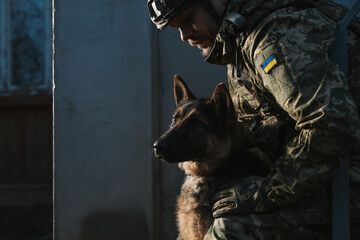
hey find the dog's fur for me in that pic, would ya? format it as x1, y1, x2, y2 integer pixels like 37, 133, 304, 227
153, 75, 268, 240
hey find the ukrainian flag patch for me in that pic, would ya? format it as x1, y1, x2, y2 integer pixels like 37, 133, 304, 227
261, 55, 277, 74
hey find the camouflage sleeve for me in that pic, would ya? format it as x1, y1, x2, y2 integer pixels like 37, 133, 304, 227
242, 7, 360, 207
203, 217, 249, 240
206, 195, 332, 240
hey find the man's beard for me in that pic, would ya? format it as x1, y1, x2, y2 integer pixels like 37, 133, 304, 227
200, 45, 213, 58
191, 38, 214, 58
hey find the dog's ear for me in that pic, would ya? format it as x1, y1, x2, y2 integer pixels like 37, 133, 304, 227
174, 74, 196, 107
210, 83, 235, 117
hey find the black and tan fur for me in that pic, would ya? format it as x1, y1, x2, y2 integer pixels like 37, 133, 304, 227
153, 75, 268, 240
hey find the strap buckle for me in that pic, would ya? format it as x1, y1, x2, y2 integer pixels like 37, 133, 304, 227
225, 12, 246, 35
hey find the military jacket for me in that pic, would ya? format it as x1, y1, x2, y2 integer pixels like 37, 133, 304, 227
201, 0, 360, 239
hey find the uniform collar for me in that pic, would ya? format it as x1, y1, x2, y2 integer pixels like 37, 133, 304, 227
205, 0, 301, 65
205, 0, 248, 65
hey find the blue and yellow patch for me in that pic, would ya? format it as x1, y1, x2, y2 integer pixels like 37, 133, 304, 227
261, 55, 277, 74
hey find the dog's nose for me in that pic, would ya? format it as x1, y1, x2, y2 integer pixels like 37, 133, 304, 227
153, 140, 166, 157
153, 140, 165, 151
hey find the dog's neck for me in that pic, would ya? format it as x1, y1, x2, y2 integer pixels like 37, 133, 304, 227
178, 127, 268, 178
178, 132, 243, 177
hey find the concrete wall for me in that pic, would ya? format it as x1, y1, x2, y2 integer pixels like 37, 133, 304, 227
54, 1, 153, 239
54, 0, 225, 239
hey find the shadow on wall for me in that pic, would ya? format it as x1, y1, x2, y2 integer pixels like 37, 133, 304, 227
80, 210, 149, 240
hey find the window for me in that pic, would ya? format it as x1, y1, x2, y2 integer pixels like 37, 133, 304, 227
0, 0, 51, 96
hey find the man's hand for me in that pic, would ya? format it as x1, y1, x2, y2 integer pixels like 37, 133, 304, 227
211, 176, 274, 218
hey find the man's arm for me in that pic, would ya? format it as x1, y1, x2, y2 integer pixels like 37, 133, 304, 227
213, 7, 360, 215
249, 7, 360, 207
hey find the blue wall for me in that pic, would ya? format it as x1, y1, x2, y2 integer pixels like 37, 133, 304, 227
54, 1, 153, 239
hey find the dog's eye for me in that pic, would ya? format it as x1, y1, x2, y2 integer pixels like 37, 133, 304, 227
171, 118, 176, 127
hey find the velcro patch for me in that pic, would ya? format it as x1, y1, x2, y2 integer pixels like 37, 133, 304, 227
261, 55, 277, 73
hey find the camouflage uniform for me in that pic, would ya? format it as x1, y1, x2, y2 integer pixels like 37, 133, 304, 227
201, 0, 360, 239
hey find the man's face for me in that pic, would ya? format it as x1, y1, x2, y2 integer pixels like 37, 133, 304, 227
169, 2, 220, 57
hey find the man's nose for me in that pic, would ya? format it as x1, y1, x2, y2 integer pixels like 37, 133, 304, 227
179, 25, 194, 42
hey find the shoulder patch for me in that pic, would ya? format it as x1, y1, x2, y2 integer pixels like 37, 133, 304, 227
261, 55, 277, 74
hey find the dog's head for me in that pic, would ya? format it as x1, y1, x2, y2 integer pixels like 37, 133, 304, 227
153, 75, 238, 166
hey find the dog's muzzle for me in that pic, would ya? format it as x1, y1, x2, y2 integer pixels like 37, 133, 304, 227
153, 139, 190, 163
153, 140, 167, 160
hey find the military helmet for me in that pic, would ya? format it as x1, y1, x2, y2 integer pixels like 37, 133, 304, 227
147, 0, 197, 30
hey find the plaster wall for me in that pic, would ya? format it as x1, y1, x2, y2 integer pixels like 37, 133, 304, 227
54, 1, 153, 239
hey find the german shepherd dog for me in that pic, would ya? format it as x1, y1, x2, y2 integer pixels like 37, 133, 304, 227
153, 75, 268, 240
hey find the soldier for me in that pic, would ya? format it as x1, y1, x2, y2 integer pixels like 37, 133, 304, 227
148, 0, 360, 239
